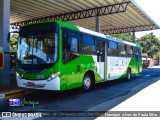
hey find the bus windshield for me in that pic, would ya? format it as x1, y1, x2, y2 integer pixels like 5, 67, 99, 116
17, 23, 58, 68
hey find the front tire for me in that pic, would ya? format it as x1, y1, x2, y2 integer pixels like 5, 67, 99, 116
126, 69, 131, 81
82, 73, 92, 91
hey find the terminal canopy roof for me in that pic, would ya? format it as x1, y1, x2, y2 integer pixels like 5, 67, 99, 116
10, 0, 159, 34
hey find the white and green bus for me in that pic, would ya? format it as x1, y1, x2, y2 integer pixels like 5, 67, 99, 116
16, 21, 142, 91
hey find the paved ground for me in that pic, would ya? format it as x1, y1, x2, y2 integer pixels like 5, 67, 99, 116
0, 66, 160, 120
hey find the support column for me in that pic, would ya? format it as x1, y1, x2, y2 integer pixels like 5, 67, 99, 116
0, 0, 10, 85
132, 31, 135, 43
96, 16, 100, 32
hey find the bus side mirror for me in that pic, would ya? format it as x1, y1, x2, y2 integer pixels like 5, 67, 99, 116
8, 32, 11, 42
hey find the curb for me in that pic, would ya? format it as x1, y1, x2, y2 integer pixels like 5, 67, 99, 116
0, 89, 25, 101
0, 89, 26, 95
0, 94, 5, 100
0, 89, 37, 101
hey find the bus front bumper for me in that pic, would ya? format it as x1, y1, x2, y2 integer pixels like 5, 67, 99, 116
16, 75, 60, 91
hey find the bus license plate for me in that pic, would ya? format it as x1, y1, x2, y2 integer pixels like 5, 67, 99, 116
27, 82, 35, 86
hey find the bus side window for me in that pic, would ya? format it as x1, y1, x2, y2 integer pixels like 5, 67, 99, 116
118, 43, 126, 57
134, 48, 139, 62
62, 28, 79, 63
126, 45, 133, 57
81, 34, 95, 55
139, 48, 142, 57
108, 41, 118, 56
96, 40, 105, 62
62, 29, 68, 53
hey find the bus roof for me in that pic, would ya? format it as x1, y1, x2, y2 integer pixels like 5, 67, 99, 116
76, 26, 137, 47
57, 21, 139, 47
21, 20, 140, 47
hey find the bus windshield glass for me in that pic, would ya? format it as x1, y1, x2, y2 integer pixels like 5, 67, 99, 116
17, 23, 58, 67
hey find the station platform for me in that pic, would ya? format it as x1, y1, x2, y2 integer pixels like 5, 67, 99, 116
0, 70, 25, 100
0, 70, 18, 92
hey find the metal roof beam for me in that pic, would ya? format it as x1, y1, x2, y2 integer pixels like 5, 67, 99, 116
10, 1, 130, 26
102, 24, 157, 34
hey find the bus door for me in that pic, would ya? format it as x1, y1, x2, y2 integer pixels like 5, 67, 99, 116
96, 40, 105, 80
62, 28, 80, 89
134, 48, 141, 73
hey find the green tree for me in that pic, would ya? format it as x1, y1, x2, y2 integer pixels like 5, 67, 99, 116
111, 33, 133, 42
136, 32, 160, 59
10, 33, 18, 52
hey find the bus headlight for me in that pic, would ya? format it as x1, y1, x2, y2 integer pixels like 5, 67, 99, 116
47, 72, 60, 81
16, 73, 21, 80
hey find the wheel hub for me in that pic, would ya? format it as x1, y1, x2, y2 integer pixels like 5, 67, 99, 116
84, 77, 91, 89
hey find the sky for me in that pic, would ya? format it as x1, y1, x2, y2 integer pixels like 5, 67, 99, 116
134, 0, 160, 38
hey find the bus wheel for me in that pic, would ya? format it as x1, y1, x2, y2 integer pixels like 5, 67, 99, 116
82, 73, 92, 91
126, 69, 131, 81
